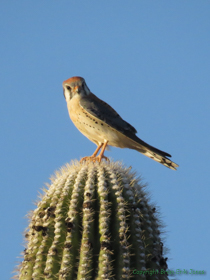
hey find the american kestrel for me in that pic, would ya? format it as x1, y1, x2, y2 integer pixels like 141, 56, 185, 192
63, 76, 179, 170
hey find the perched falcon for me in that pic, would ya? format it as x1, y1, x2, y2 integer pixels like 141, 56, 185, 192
63, 76, 178, 170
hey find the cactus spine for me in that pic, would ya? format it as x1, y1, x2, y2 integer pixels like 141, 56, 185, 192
14, 161, 169, 280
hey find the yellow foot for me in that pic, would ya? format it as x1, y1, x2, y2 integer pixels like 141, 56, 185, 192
80, 155, 109, 163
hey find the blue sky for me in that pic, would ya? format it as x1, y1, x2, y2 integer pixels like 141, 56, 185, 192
1, 1, 210, 279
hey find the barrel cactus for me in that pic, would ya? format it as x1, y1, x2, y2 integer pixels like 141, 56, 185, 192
14, 160, 169, 280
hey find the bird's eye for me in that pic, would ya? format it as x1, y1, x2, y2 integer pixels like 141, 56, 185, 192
66, 86, 71, 90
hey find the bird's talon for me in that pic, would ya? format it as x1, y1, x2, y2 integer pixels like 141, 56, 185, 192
80, 156, 93, 163
80, 155, 109, 163
102, 156, 109, 162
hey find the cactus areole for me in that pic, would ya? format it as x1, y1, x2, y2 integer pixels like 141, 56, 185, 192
14, 161, 169, 280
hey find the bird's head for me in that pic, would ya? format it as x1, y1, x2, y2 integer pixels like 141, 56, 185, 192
62, 76, 90, 101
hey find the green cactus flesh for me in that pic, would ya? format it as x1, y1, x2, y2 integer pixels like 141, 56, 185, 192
15, 161, 169, 280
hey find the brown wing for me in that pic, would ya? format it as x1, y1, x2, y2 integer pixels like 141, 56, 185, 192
80, 93, 137, 134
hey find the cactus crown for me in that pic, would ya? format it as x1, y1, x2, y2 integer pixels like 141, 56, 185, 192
14, 160, 168, 280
